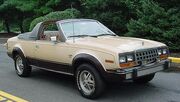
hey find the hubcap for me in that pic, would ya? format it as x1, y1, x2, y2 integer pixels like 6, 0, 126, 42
79, 70, 95, 95
16, 56, 24, 74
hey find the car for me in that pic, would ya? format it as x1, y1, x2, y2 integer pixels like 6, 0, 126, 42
5, 19, 170, 99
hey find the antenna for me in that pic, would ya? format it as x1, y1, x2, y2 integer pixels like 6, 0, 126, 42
71, 2, 74, 18
71, 2, 75, 43
72, 21, 75, 43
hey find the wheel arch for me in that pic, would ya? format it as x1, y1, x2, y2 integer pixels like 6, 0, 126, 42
72, 53, 107, 78
12, 47, 25, 59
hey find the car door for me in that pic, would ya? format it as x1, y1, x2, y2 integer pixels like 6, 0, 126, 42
20, 40, 36, 60
34, 22, 73, 74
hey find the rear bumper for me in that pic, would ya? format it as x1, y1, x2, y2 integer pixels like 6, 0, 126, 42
103, 59, 170, 82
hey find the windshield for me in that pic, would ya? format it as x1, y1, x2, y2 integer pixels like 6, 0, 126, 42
60, 21, 115, 38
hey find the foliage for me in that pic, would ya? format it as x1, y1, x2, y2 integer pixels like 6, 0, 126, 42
0, 21, 4, 32
126, 0, 180, 51
79, 0, 132, 35
23, 18, 33, 32
154, 0, 180, 10
0, 0, 179, 51
30, 8, 81, 30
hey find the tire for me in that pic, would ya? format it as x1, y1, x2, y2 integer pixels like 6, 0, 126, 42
14, 53, 32, 77
76, 64, 105, 99
133, 73, 155, 84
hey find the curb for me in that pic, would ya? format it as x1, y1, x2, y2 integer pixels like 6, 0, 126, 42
168, 57, 180, 63
0, 38, 8, 39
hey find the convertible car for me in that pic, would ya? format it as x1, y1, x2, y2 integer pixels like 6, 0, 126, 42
5, 19, 170, 99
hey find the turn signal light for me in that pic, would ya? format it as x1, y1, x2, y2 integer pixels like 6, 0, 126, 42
160, 54, 168, 60
105, 60, 114, 63
119, 61, 136, 68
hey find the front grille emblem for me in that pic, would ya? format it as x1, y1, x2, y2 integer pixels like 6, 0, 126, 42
142, 60, 147, 65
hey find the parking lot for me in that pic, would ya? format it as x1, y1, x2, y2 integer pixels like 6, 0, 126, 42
0, 42, 180, 102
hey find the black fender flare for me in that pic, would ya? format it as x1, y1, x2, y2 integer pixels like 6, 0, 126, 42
72, 54, 107, 79
12, 47, 25, 59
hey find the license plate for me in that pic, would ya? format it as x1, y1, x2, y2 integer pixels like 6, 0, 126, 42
137, 65, 164, 77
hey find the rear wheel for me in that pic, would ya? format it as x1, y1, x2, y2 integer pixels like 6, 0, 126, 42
133, 73, 155, 84
76, 64, 105, 99
14, 54, 32, 77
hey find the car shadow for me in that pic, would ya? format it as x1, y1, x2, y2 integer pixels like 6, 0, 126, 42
30, 68, 158, 101
31, 68, 76, 89
102, 81, 157, 99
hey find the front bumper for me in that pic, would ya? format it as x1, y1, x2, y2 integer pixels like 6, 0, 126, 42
103, 59, 170, 82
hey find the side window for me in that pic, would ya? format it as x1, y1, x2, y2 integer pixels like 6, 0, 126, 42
61, 22, 73, 37
40, 23, 60, 41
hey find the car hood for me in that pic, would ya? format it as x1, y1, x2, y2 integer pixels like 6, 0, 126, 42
71, 36, 166, 53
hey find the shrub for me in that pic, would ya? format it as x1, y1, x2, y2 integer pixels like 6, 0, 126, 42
126, 0, 180, 51
30, 8, 81, 31
22, 18, 33, 32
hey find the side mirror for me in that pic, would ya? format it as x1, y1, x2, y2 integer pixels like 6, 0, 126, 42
50, 36, 57, 42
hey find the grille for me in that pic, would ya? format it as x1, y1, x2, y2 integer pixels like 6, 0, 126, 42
135, 48, 159, 65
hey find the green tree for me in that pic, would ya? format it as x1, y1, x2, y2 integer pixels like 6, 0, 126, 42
154, 0, 180, 10
0, 0, 179, 51
0, 0, 15, 33
80, 0, 134, 35
30, 8, 81, 30
0, 0, 36, 33
126, 0, 180, 51
15, 0, 80, 31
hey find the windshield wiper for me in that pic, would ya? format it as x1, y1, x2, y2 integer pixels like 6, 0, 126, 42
68, 35, 97, 38
68, 34, 116, 38
96, 34, 116, 36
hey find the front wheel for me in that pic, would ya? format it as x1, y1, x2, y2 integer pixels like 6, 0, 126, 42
76, 64, 105, 99
133, 73, 155, 84
14, 54, 32, 77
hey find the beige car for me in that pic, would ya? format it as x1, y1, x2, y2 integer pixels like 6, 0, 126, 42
5, 19, 170, 99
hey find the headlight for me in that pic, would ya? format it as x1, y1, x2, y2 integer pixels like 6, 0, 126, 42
119, 53, 136, 68
119, 56, 126, 63
158, 47, 169, 55
127, 55, 133, 61
158, 50, 162, 55
158, 47, 169, 60
162, 49, 167, 54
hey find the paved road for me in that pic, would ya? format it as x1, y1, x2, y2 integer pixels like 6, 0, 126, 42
0, 45, 180, 102
0, 38, 7, 44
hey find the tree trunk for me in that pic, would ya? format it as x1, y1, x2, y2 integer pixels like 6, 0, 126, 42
19, 13, 24, 33
19, 22, 24, 33
4, 19, 10, 33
